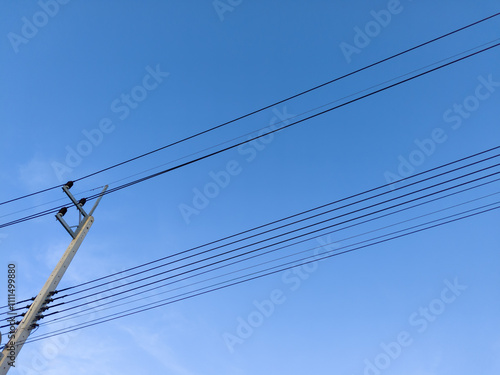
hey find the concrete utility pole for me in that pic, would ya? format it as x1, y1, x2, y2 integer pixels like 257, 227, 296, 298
0, 183, 108, 374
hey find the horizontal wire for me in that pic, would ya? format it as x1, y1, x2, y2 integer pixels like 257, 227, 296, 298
1, 41, 499, 232
84, 41, 500, 205
0, 186, 105, 220
3, 11, 497, 208
5, 37, 497, 225
38, 189, 500, 327
50, 145, 500, 294
30, 168, 500, 321
5, 197, 495, 338
10, 201, 499, 349
2, 145, 498, 312
101, 38, 500, 188
49, 162, 500, 303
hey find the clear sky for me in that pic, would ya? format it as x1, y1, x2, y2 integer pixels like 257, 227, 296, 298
1, 1, 500, 374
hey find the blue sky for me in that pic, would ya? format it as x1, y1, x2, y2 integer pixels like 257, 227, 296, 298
1, 1, 500, 374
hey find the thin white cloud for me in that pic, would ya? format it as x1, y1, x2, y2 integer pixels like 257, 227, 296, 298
11, 326, 139, 375
120, 321, 197, 375
17, 155, 56, 191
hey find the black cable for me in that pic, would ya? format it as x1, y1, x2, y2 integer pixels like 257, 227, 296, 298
2, 13, 500, 351
39, 167, 500, 318
0, 297, 35, 311
49, 153, 500, 305
3, 159, 498, 328
0, 186, 105, 220
11, 201, 500, 349
0, 42, 498, 322
4, 174, 499, 325
3, 37, 499, 226
51, 144, 500, 294
0, 205, 65, 229
1, 11, 498, 207
1, 147, 497, 319
4, 197, 494, 336
94, 37, 500, 191
38, 188, 500, 327
82, 41, 500, 202
2, 150, 498, 323
6, 179, 500, 334
62, 199, 500, 323
2, 41, 499, 232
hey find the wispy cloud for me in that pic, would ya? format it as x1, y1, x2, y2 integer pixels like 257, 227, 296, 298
121, 322, 197, 375
17, 155, 56, 191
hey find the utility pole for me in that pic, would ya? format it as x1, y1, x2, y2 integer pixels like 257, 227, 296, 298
0, 182, 107, 374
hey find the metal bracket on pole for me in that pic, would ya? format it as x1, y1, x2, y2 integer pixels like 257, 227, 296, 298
55, 210, 75, 238
55, 182, 108, 239
0, 182, 108, 375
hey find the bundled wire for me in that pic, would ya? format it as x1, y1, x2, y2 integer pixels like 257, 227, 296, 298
1, 11, 499, 208
2, 40, 500, 231
3, 193, 498, 348
1, 148, 499, 344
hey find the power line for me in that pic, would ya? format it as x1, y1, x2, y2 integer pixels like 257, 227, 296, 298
0, 186, 104, 220
2, 41, 499, 231
88, 38, 500, 190
42, 168, 500, 317
10, 164, 497, 323
5, 37, 498, 226
2, 38, 497, 229
1, 144, 498, 312
1, 12, 498, 208
34, 185, 500, 328
1, 39, 498, 343
6, 200, 499, 349
3, 194, 497, 337
88, 41, 500, 201
49, 145, 500, 292
49, 153, 500, 302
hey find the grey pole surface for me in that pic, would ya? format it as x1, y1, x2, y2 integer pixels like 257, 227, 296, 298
0, 185, 108, 374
